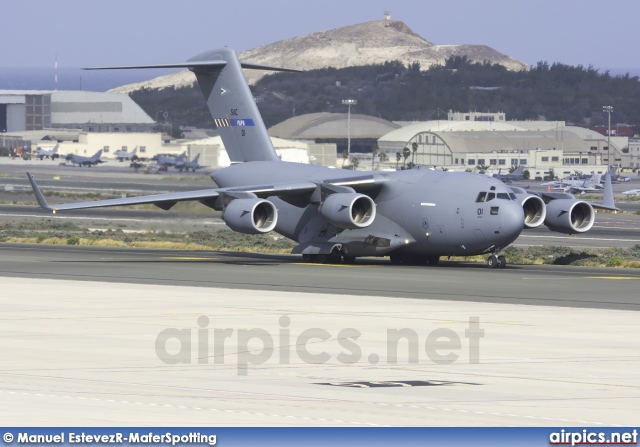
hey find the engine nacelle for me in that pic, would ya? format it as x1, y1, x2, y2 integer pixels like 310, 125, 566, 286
520, 194, 546, 229
223, 198, 277, 234
318, 193, 376, 229
544, 199, 594, 234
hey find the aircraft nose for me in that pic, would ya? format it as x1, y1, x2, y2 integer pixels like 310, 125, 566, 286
501, 202, 525, 243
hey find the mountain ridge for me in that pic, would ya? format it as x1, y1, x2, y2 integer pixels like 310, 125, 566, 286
111, 19, 528, 94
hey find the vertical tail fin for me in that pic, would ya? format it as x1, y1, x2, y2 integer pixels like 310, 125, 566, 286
188, 48, 300, 163
83, 48, 300, 163
591, 172, 619, 211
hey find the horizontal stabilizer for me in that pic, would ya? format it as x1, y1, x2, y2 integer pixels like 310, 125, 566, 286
83, 61, 301, 73
83, 61, 228, 70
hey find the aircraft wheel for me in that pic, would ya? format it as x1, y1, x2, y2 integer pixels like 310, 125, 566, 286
343, 256, 356, 264
389, 253, 403, 265
302, 254, 313, 263
487, 255, 499, 269
316, 254, 328, 264
425, 256, 440, 265
497, 255, 506, 269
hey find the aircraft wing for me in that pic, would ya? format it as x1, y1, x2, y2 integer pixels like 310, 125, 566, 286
27, 172, 380, 213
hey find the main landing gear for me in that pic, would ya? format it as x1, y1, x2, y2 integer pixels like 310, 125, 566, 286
487, 254, 506, 269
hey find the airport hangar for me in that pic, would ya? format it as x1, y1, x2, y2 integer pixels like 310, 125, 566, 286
0, 89, 172, 159
376, 112, 632, 177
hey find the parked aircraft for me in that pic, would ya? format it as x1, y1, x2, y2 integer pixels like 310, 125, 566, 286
622, 189, 640, 196
114, 146, 138, 162
542, 173, 604, 194
65, 150, 104, 167
607, 165, 631, 183
154, 152, 186, 170
26, 47, 618, 268
492, 166, 526, 183
176, 153, 206, 172
34, 144, 60, 160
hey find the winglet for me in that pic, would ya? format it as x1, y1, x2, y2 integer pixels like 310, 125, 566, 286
26, 172, 53, 212
591, 172, 619, 211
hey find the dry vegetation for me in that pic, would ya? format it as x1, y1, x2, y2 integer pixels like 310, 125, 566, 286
2, 220, 640, 268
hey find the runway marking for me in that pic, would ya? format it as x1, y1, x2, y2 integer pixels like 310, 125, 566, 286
293, 263, 368, 268
586, 276, 640, 280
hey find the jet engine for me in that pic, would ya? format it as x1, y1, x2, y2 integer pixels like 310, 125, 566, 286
520, 195, 546, 229
509, 187, 546, 229
223, 198, 277, 234
318, 193, 376, 229
544, 199, 595, 234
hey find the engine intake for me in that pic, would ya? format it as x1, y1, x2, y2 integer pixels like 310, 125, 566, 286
319, 193, 376, 229
223, 198, 277, 234
544, 199, 594, 234
521, 195, 546, 229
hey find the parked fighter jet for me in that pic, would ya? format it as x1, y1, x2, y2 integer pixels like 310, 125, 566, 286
154, 152, 187, 170
542, 173, 604, 194
492, 166, 526, 183
176, 153, 206, 172
114, 146, 138, 162
65, 150, 104, 167
34, 144, 60, 160
26, 47, 617, 268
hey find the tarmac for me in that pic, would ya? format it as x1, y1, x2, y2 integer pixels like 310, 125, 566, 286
1, 275, 638, 426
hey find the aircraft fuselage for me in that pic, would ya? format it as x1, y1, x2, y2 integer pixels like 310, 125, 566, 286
212, 161, 524, 258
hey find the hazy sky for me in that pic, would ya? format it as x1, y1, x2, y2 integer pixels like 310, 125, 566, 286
2, 0, 638, 72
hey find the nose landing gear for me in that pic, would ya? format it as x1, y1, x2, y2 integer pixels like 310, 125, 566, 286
487, 254, 506, 269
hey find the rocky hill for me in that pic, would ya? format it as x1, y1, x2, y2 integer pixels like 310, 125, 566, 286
110, 19, 528, 94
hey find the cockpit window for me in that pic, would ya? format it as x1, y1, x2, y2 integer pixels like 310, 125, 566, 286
475, 192, 487, 203
486, 192, 496, 202
509, 192, 517, 200
497, 192, 510, 200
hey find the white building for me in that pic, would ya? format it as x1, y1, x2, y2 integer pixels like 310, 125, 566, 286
0, 90, 156, 133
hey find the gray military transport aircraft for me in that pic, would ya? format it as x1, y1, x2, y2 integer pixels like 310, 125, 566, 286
26, 47, 618, 268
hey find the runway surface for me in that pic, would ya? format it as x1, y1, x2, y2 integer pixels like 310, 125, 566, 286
0, 272, 638, 426
1, 244, 639, 310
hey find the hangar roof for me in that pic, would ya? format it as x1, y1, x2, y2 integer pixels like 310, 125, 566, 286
269, 113, 400, 140
436, 130, 591, 154
381, 120, 527, 143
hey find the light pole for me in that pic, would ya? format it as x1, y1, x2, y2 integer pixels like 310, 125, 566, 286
603, 105, 613, 167
342, 99, 357, 165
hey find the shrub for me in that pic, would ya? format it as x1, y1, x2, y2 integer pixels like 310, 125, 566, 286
67, 236, 80, 245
